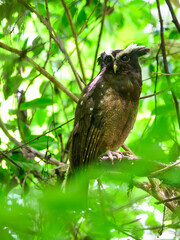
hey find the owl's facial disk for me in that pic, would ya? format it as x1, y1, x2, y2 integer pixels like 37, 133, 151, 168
98, 44, 150, 74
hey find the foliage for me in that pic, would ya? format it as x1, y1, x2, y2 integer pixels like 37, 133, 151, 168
0, 0, 180, 239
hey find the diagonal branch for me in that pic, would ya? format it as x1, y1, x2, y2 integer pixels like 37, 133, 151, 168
139, 88, 169, 99
0, 41, 79, 103
7, 118, 74, 154
156, 0, 180, 128
60, 0, 86, 84
91, 0, 107, 80
78, 0, 101, 35
165, 0, 180, 33
0, 117, 68, 168
17, 0, 83, 91
133, 180, 179, 214
0, 150, 22, 169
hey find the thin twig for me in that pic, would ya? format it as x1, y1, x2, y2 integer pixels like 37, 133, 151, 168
140, 221, 180, 231
156, 195, 180, 204
18, 0, 83, 91
149, 160, 180, 177
16, 92, 26, 142
0, 150, 22, 169
143, 72, 180, 81
159, 205, 166, 236
45, 0, 50, 21
0, 41, 79, 103
7, 118, 74, 154
154, 44, 161, 122
0, 116, 68, 167
112, 194, 149, 213
0, 118, 21, 146
43, 35, 52, 68
139, 88, 168, 99
60, 0, 86, 85
78, 0, 101, 35
22, 160, 41, 187
165, 0, 180, 33
156, 0, 180, 128
91, 0, 107, 80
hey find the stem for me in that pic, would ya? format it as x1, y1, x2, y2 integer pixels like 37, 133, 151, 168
91, 0, 107, 80
60, 0, 86, 85
165, 0, 180, 33
156, 0, 180, 128
18, 0, 83, 91
0, 41, 79, 103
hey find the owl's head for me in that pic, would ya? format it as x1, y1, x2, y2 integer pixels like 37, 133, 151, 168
97, 44, 150, 74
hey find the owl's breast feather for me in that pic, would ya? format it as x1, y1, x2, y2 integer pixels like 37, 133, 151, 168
97, 87, 139, 152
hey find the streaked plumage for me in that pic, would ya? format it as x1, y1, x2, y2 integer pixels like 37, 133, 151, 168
67, 44, 149, 182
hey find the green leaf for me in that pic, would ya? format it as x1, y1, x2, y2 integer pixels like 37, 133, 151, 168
77, 9, 87, 26
20, 98, 52, 110
3, 75, 23, 99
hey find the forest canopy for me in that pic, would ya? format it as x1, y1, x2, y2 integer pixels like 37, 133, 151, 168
0, 0, 180, 239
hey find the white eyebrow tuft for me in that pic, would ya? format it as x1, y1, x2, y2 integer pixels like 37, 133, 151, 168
105, 49, 112, 55
105, 49, 115, 59
116, 43, 139, 58
124, 43, 138, 53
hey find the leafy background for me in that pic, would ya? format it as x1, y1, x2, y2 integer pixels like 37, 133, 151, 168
0, 0, 180, 239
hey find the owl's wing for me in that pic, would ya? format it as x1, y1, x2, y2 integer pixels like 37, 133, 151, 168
70, 79, 104, 171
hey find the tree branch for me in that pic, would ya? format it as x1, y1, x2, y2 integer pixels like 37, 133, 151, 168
139, 88, 169, 100
0, 150, 22, 169
91, 0, 107, 80
0, 117, 67, 168
156, 0, 180, 128
17, 0, 84, 91
7, 118, 74, 154
133, 179, 179, 214
0, 41, 79, 103
78, 0, 101, 35
60, 0, 86, 84
165, 0, 180, 33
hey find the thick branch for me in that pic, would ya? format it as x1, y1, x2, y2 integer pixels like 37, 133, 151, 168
133, 180, 179, 214
0, 41, 78, 103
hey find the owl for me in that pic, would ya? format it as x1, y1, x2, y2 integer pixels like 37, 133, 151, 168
67, 44, 149, 183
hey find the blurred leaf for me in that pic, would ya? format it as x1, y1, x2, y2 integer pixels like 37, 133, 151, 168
77, 8, 87, 26
20, 98, 52, 110
0, 0, 179, 238
3, 75, 23, 99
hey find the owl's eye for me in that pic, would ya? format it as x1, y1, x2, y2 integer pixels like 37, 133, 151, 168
104, 55, 113, 64
121, 54, 130, 62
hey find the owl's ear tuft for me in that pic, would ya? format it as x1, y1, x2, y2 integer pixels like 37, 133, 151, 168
124, 44, 150, 57
133, 46, 150, 57
97, 52, 105, 66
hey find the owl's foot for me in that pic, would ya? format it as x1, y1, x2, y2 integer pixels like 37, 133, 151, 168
102, 150, 138, 164
102, 150, 123, 164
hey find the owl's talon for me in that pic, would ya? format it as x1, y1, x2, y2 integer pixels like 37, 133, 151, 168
106, 150, 123, 164
107, 150, 114, 164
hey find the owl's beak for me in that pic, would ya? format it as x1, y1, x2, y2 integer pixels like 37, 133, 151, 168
113, 63, 118, 73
